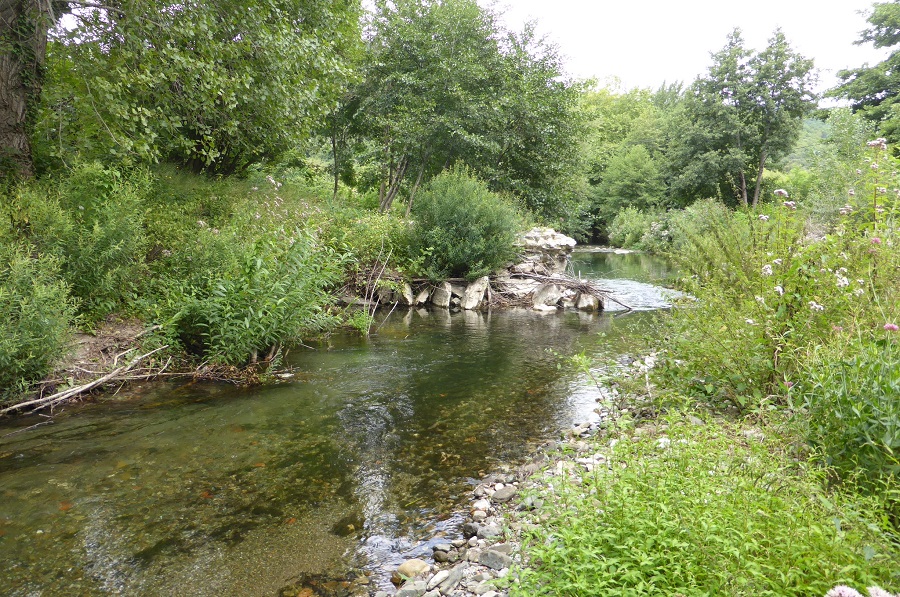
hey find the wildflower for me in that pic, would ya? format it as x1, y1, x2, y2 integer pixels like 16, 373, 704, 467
854, 288, 865, 296
773, 189, 789, 198
762, 264, 773, 276
755, 296, 765, 305
839, 204, 853, 215
877, 187, 887, 195
856, 169, 863, 175
786, 381, 794, 389
848, 189, 855, 197
871, 162, 879, 171
758, 214, 769, 221
871, 237, 882, 244
774, 285, 784, 296
255, 212, 261, 219
832, 325, 843, 332
885, 323, 900, 332
836, 275, 849, 288
773, 258, 783, 265
745, 318, 756, 325
809, 301, 825, 312
783, 200, 797, 210
197, 220, 207, 228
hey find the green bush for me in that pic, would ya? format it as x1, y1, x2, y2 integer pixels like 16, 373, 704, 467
515, 418, 900, 596
799, 335, 900, 484
170, 230, 343, 365
11, 163, 150, 322
607, 206, 654, 248
409, 168, 522, 280
0, 241, 77, 400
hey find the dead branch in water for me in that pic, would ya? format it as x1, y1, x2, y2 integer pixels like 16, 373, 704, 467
507, 272, 634, 312
0, 346, 169, 416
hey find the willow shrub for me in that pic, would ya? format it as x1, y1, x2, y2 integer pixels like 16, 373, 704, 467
409, 168, 522, 280
0, 241, 77, 400
514, 418, 900, 597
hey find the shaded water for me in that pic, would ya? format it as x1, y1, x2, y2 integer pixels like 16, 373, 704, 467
0, 252, 672, 596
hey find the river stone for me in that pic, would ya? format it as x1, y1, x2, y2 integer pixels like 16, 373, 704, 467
392, 559, 430, 585
532, 283, 562, 310
427, 570, 450, 590
461, 276, 490, 310
433, 542, 454, 553
439, 564, 467, 593
576, 291, 600, 312
415, 288, 431, 306
450, 283, 466, 298
377, 286, 395, 304
433, 550, 452, 563
489, 542, 513, 554
477, 524, 502, 540
472, 510, 487, 522
423, 591, 440, 597
432, 282, 452, 308
395, 580, 427, 597
397, 282, 415, 306
491, 485, 517, 503
462, 522, 480, 538
472, 498, 491, 512
479, 549, 513, 571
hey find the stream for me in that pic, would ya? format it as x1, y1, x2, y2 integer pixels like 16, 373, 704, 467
0, 250, 678, 596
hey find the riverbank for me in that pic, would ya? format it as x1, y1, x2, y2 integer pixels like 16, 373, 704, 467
381, 355, 900, 597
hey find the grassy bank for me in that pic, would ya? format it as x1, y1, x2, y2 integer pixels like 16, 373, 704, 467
509, 140, 900, 594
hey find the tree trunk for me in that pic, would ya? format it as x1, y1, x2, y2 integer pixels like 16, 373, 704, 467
380, 155, 408, 212
0, 0, 54, 179
738, 170, 749, 207
751, 148, 767, 208
331, 124, 339, 201
404, 158, 428, 217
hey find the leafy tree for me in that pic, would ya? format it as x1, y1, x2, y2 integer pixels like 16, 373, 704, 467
593, 145, 666, 224
6, 0, 362, 177
671, 29, 817, 207
346, 0, 583, 221
829, 1, 900, 144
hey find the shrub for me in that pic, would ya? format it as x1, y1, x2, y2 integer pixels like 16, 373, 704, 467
171, 230, 343, 365
799, 335, 900, 485
607, 206, 654, 248
409, 168, 522, 280
0, 241, 77, 400
10, 163, 150, 322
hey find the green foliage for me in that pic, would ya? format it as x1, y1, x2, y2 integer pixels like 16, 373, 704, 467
409, 169, 522, 280
671, 28, 817, 207
514, 418, 900, 596
41, 0, 361, 174
8, 162, 149, 322
606, 207, 656, 249
593, 145, 666, 227
345, 0, 583, 221
173, 230, 343, 365
829, 1, 900, 146
799, 336, 900, 485
0, 240, 76, 399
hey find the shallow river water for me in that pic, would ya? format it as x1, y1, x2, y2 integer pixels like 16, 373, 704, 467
0, 250, 676, 596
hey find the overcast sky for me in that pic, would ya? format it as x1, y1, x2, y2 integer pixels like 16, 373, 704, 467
488, 0, 888, 94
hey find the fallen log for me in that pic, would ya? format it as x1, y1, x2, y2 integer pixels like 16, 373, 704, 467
0, 346, 169, 416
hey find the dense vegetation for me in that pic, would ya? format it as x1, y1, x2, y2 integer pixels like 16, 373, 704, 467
2, 0, 900, 592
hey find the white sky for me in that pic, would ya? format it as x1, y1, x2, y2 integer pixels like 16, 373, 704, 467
488, 0, 889, 94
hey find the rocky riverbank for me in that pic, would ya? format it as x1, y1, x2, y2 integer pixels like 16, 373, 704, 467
349, 227, 609, 314
368, 355, 658, 597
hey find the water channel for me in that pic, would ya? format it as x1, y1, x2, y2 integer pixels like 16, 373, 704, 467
0, 250, 678, 596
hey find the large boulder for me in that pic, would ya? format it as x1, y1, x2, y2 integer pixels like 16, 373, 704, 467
532, 283, 563, 311
576, 291, 601, 312
515, 227, 576, 274
461, 276, 490, 310
431, 282, 452, 308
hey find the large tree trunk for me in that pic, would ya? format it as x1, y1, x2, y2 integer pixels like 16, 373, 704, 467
0, 0, 54, 179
